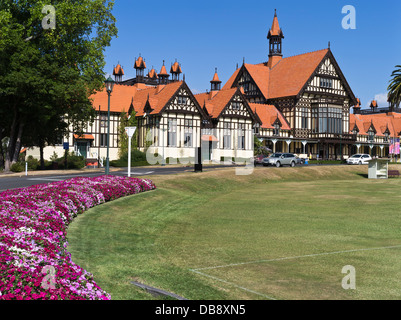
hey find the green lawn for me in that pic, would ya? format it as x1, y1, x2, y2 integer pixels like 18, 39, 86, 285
67, 165, 401, 300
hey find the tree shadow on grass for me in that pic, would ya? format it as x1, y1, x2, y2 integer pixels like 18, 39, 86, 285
355, 173, 368, 179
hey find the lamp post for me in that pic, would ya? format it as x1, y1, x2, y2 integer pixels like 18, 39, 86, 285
105, 76, 115, 175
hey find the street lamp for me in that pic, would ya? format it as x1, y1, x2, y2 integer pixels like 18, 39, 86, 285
105, 76, 115, 175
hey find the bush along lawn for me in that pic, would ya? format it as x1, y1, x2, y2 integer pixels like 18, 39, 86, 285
0, 175, 156, 300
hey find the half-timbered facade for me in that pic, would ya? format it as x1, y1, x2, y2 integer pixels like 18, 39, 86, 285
26, 10, 401, 164
194, 76, 260, 162
129, 81, 207, 162
222, 11, 360, 159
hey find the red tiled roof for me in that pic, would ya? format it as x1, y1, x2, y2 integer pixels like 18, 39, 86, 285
159, 64, 169, 76
90, 84, 137, 113
134, 56, 146, 69
113, 64, 124, 75
131, 81, 183, 116
195, 88, 238, 118
250, 103, 290, 130
268, 11, 282, 37
350, 113, 401, 137
170, 61, 182, 74
222, 49, 329, 100
268, 49, 329, 99
211, 70, 221, 83
222, 68, 240, 91
74, 134, 94, 140
148, 68, 158, 79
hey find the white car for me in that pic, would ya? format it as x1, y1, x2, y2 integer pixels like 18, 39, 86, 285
346, 154, 372, 165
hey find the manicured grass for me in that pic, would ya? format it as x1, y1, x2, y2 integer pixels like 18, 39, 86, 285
67, 164, 401, 300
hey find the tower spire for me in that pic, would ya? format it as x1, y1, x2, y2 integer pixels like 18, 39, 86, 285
267, 9, 284, 68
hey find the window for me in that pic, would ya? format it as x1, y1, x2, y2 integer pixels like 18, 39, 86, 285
238, 123, 245, 150
300, 108, 308, 129
167, 119, 177, 147
100, 115, 107, 128
100, 133, 107, 147
232, 102, 241, 111
384, 133, 389, 143
313, 104, 342, 134
311, 105, 319, 133
368, 130, 375, 142
223, 123, 231, 149
177, 96, 187, 105
320, 78, 333, 89
184, 119, 193, 147
273, 123, 280, 136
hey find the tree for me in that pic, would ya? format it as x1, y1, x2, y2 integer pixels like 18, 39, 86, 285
388, 65, 401, 108
118, 110, 138, 158
0, 0, 117, 172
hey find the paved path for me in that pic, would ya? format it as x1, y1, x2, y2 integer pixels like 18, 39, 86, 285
0, 164, 239, 192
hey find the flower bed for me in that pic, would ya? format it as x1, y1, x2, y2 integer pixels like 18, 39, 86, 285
0, 175, 156, 300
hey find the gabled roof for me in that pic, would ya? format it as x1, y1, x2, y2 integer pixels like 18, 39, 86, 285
131, 81, 183, 116
268, 49, 329, 99
90, 84, 136, 113
223, 49, 331, 100
194, 87, 257, 120
250, 103, 290, 130
350, 113, 401, 137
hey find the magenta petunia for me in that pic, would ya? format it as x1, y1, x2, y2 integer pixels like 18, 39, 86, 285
0, 175, 156, 300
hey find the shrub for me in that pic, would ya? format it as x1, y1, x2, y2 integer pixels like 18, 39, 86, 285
10, 162, 24, 172
110, 149, 148, 167
27, 156, 39, 170
56, 153, 85, 170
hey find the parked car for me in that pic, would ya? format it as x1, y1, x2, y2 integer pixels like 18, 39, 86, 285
253, 154, 266, 165
346, 154, 372, 165
262, 153, 298, 167
295, 156, 305, 165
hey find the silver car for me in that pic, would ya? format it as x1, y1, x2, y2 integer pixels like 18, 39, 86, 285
262, 153, 297, 167
346, 154, 372, 165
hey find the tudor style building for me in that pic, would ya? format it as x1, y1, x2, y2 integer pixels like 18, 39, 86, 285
26, 10, 401, 164
222, 10, 359, 159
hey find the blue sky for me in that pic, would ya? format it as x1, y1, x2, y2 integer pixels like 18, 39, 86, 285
104, 0, 401, 109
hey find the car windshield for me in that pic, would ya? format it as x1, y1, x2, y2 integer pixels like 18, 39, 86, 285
271, 153, 282, 158
350, 155, 362, 158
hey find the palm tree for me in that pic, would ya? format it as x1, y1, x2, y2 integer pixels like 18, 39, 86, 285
388, 65, 401, 108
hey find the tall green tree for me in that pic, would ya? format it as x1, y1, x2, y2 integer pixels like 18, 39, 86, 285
118, 110, 138, 158
0, 0, 117, 171
388, 65, 401, 108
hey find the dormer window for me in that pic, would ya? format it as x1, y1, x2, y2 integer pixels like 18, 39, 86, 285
273, 123, 280, 136
384, 132, 389, 143
368, 130, 375, 142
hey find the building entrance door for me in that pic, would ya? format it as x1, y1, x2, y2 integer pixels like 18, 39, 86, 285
76, 141, 88, 158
